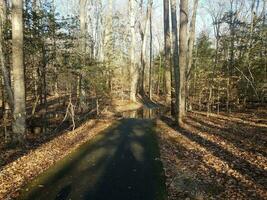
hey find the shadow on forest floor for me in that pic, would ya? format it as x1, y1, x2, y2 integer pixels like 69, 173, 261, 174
158, 112, 267, 199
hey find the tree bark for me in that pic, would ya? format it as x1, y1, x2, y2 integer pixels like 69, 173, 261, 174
163, 0, 171, 101
78, 0, 88, 107
186, 0, 198, 112
187, 0, 198, 79
148, 0, 153, 99
170, 0, 179, 121
12, 0, 26, 145
178, 0, 188, 125
140, 2, 150, 95
129, 0, 138, 102
0, 0, 13, 108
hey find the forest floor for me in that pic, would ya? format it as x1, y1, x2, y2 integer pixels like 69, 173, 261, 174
157, 109, 267, 200
0, 119, 114, 200
0, 98, 266, 200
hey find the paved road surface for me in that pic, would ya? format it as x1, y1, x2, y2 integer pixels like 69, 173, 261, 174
20, 119, 167, 200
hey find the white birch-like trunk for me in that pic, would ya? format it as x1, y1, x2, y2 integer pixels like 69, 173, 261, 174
12, 0, 26, 144
129, 0, 138, 102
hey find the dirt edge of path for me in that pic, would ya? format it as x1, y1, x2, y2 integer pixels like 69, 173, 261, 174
0, 119, 114, 200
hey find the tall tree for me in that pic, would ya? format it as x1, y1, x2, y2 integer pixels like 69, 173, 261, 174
129, 0, 138, 102
12, 0, 26, 144
178, 0, 188, 125
0, 0, 13, 107
187, 0, 199, 79
77, 0, 87, 107
186, 0, 199, 112
170, 0, 179, 121
163, 0, 171, 101
1, 0, 13, 143
148, 0, 153, 99
139, 0, 150, 95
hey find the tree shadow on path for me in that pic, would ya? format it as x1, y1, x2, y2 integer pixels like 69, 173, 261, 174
19, 119, 167, 200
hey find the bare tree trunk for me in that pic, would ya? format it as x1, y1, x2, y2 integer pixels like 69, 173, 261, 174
186, 0, 198, 112
170, 0, 179, 121
157, 53, 162, 95
129, 0, 138, 102
41, 45, 47, 107
51, 0, 58, 97
12, 0, 26, 145
140, 2, 150, 95
163, 0, 171, 102
78, 0, 87, 108
262, 0, 266, 102
32, 0, 40, 102
148, 0, 153, 99
178, 0, 188, 125
0, 0, 13, 108
187, 0, 198, 79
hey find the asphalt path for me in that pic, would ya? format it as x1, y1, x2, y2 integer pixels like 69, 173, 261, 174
19, 118, 167, 200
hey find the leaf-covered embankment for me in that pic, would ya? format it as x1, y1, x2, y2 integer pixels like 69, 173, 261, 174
0, 119, 113, 200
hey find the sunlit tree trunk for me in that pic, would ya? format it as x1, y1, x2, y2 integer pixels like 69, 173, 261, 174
163, 0, 171, 102
129, 0, 138, 102
178, 0, 188, 125
140, 2, 150, 95
12, 0, 26, 145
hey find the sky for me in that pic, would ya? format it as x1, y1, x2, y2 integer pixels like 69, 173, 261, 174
54, 0, 264, 59
55, 0, 215, 53
55, 0, 264, 39
56, 0, 213, 34
110, 0, 213, 35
